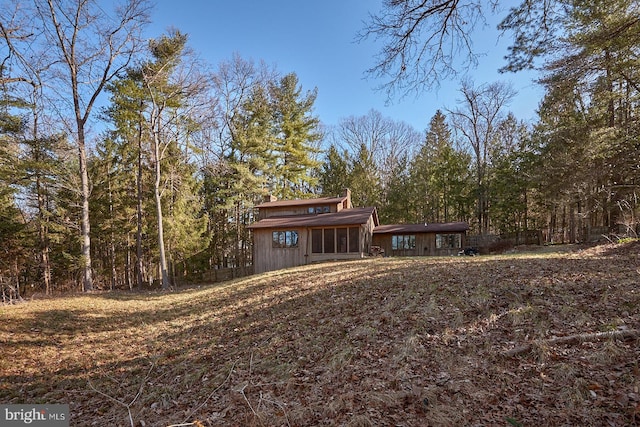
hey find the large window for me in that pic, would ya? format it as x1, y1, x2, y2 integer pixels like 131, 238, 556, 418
436, 233, 461, 249
312, 227, 360, 254
272, 230, 299, 248
392, 235, 416, 250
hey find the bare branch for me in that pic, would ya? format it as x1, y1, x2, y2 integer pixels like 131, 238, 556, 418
503, 329, 640, 357
358, 0, 491, 99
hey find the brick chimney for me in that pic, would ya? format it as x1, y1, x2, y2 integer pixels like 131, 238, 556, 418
342, 188, 352, 209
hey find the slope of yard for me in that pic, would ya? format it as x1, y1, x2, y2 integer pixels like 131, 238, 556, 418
1, 243, 639, 426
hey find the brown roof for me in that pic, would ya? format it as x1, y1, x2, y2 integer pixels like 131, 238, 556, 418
255, 195, 347, 209
248, 207, 378, 229
373, 222, 469, 234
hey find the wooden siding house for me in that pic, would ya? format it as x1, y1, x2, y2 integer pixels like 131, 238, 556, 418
248, 190, 379, 274
372, 222, 470, 257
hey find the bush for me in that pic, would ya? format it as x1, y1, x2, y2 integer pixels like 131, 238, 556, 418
485, 239, 514, 254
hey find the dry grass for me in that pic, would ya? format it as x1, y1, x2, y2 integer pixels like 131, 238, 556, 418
1, 242, 639, 426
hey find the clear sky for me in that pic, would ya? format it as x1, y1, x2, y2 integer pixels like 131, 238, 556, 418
146, 0, 544, 133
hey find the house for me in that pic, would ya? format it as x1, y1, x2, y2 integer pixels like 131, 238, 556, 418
247, 189, 379, 274
248, 189, 471, 274
372, 222, 470, 257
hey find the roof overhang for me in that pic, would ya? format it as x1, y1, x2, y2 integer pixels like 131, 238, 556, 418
373, 222, 469, 234
248, 207, 378, 229
254, 195, 348, 209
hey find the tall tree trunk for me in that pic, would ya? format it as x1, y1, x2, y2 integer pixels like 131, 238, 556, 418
153, 131, 170, 290
41, 0, 149, 292
108, 178, 116, 291
78, 130, 93, 291
136, 120, 144, 289
33, 111, 52, 295
39, 220, 52, 295
125, 233, 132, 290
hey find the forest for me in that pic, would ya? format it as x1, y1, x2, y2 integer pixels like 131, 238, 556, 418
1, 0, 639, 296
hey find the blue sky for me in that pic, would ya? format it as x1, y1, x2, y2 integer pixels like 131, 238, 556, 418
147, 1, 544, 133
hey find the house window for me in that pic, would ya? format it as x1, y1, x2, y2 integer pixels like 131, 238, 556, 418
308, 206, 331, 214
272, 230, 299, 248
436, 233, 461, 249
392, 235, 416, 250
311, 227, 360, 254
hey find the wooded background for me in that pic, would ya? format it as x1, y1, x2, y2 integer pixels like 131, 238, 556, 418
1, 0, 639, 296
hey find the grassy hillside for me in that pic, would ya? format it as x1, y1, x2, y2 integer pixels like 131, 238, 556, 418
1, 243, 639, 426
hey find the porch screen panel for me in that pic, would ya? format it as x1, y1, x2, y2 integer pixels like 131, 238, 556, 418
312, 229, 323, 253
337, 228, 348, 253
348, 227, 359, 252
324, 228, 335, 253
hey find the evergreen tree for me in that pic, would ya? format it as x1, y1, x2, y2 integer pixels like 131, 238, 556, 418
349, 143, 382, 208
226, 83, 274, 267
269, 73, 321, 198
525, 0, 640, 241
104, 67, 153, 289
162, 140, 209, 284
90, 136, 138, 290
0, 87, 28, 300
99, 30, 210, 288
138, 30, 207, 289
409, 111, 473, 224
202, 55, 278, 270
380, 154, 412, 223
319, 145, 350, 197
489, 114, 533, 236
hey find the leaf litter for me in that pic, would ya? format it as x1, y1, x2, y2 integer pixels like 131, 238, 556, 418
0, 242, 639, 426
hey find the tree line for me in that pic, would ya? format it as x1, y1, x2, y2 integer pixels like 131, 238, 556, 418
1, 0, 639, 297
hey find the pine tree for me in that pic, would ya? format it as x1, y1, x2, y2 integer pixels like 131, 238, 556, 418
202, 55, 278, 271
409, 111, 473, 224
90, 137, 138, 290
104, 68, 154, 289
319, 145, 350, 197
349, 143, 382, 208
269, 73, 321, 198
162, 140, 209, 285
526, 0, 640, 241
380, 154, 412, 223
101, 30, 210, 289
489, 114, 533, 236
0, 89, 28, 300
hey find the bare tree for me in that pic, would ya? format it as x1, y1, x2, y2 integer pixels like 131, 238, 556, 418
448, 80, 515, 234
332, 109, 421, 187
358, 0, 499, 98
27, 0, 151, 291
0, 10, 53, 294
358, 0, 570, 98
210, 54, 278, 157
